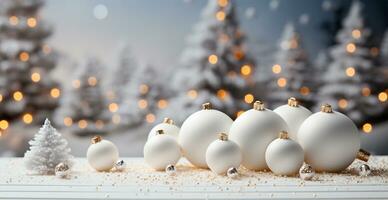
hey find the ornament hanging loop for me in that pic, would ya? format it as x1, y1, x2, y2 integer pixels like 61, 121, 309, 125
253, 101, 265, 111
320, 103, 333, 113
202, 102, 212, 110
163, 118, 174, 125
279, 131, 289, 139
218, 132, 228, 141
357, 149, 370, 162
288, 97, 299, 107
91, 135, 102, 144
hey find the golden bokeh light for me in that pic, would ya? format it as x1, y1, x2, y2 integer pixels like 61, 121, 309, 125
0, 120, 9, 130
42, 45, 52, 54
345, 67, 356, 77
272, 64, 282, 74
299, 86, 310, 96
146, 113, 156, 123
217, 89, 228, 100
157, 99, 168, 109
22, 113, 33, 124
361, 87, 371, 97
338, 98, 348, 109
31, 72, 41, 82
50, 88, 61, 98
234, 49, 244, 60
236, 110, 244, 118
218, 0, 228, 7
138, 99, 148, 109
72, 80, 81, 88
370, 47, 379, 57
63, 117, 73, 127
96, 120, 104, 129
208, 54, 218, 64
277, 77, 287, 87
78, 120, 87, 129
378, 92, 388, 102
187, 89, 198, 99
351, 29, 361, 39
88, 76, 98, 86
240, 64, 252, 76
108, 103, 119, 112
216, 11, 226, 21
19, 52, 30, 62
244, 93, 254, 104
13, 91, 23, 101
346, 43, 356, 53
139, 84, 149, 94
27, 17, 37, 28
362, 123, 373, 134
9, 16, 18, 25
0, 94, 3, 102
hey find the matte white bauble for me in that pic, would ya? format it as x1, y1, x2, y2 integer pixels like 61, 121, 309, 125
229, 101, 289, 171
144, 130, 181, 171
265, 131, 304, 176
206, 133, 242, 175
148, 118, 180, 141
87, 136, 119, 171
179, 103, 233, 168
298, 104, 368, 172
273, 97, 312, 141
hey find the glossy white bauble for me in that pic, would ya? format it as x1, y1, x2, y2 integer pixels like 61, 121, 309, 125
87, 136, 119, 171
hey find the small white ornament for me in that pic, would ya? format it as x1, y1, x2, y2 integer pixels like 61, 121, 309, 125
206, 133, 242, 175
87, 136, 119, 172
358, 164, 371, 177
165, 164, 177, 176
265, 131, 304, 176
114, 159, 126, 171
299, 163, 315, 180
148, 118, 180, 141
144, 130, 181, 171
298, 104, 369, 172
179, 103, 233, 168
226, 167, 239, 179
55, 162, 70, 178
273, 97, 312, 141
229, 101, 289, 170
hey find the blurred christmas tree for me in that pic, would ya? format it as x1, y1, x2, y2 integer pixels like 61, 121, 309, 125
319, 1, 384, 123
55, 58, 110, 136
163, 0, 257, 123
267, 23, 316, 108
0, 0, 59, 124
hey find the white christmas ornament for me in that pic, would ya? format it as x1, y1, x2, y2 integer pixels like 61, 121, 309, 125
229, 101, 289, 170
148, 118, 180, 141
87, 136, 119, 172
273, 97, 312, 141
206, 133, 242, 175
265, 131, 304, 176
179, 103, 233, 168
144, 130, 181, 171
298, 104, 369, 172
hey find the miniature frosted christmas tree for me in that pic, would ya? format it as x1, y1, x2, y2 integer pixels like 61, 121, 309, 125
319, 1, 382, 123
267, 23, 316, 108
165, 0, 257, 123
118, 63, 162, 126
24, 119, 73, 175
0, 0, 59, 123
55, 58, 110, 136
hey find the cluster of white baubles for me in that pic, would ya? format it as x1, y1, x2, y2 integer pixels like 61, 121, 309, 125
144, 97, 370, 177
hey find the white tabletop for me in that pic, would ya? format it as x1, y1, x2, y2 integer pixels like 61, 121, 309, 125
0, 157, 387, 199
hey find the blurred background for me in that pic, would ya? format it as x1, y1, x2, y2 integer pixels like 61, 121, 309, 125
0, 0, 387, 157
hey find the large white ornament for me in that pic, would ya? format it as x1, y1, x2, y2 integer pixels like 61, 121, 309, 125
206, 133, 242, 175
298, 104, 369, 172
144, 129, 181, 171
273, 97, 312, 141
87, 136, 119, 171
265, 131, 304, 176
229, 101, 289, 171
148, 118, 180, 141
179, 103, 233, 168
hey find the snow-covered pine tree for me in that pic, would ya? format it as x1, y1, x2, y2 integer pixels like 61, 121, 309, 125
117, 63, 162, 126
319, 1, 383, 123
55, 58, 110, 136
267, 23, 316, 109
24, 119, 73, 175
0, 0, 59, 123
164, 0, 257, 123
105, 43, 136, 104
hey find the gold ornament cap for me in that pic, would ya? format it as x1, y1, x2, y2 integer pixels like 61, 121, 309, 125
202, 102, 212, 110
253, 101, 265, 111
218, 132, 228, 141
91, 135, 102, 144
279, 131, 289, 139
288, 97, 299, 107
320, 103, 333, 113
156, 129, 165, 135
163, 118, 174, 125
356, 149, 370, 162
